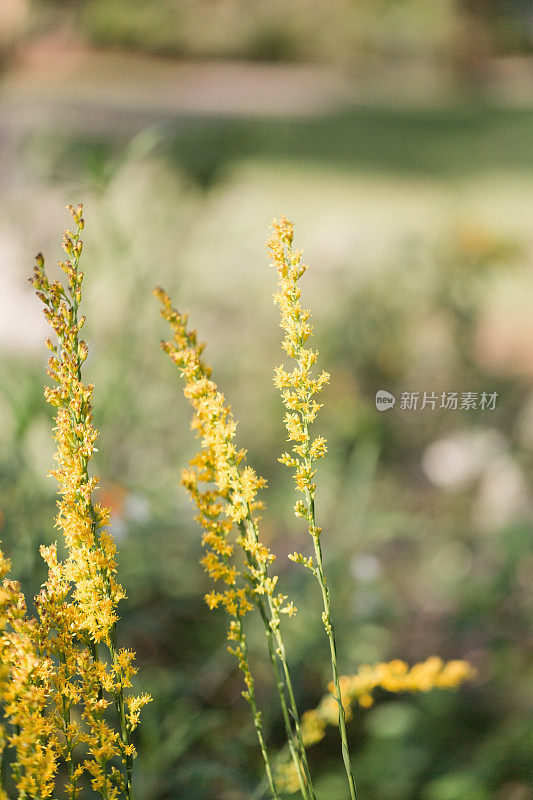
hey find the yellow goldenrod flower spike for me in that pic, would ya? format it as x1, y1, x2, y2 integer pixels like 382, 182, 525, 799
268, 215, 330, 505
31, 206, 122, 645
275, 658, 474, 795
307, 657, 475, 743
10, 204, 152, 800
269, 215, 358, 800
155, 286, 317, 800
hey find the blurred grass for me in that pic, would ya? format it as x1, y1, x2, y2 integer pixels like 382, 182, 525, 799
21, 103, 533, 192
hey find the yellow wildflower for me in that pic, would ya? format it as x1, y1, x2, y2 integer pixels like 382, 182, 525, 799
156, 286, 315, 799
0, 204, 154, 800
301, 656, 475, 746
268, 215, 330, 509
155, 287, 278, 614
270, 218, 358, 800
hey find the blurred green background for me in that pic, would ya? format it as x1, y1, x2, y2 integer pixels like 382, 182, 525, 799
1, 2, 532, 799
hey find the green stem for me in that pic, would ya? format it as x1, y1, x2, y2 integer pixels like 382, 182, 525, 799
278, 259, 358, 799
307, 491, 357, 800
201, 506, 279, 800
254, 587, 311, 800
233, 617, 280, 800
240, 518, 316, 800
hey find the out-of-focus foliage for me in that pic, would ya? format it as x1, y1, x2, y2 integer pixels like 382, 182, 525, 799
4, 0, 533, 68
77, 0, 456, 63
17, 0, 533, 63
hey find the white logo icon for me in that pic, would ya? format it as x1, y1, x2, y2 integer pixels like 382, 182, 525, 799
375, 390, 396, 411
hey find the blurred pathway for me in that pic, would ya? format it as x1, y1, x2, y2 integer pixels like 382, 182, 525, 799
0, 40, 357, 128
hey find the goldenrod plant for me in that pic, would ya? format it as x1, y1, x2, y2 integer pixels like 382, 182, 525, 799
0, 205, 473, 800
155, 289, 314, 800
157, 216, 474, 799
0, 205, 149, 800
269, 216, 357, 798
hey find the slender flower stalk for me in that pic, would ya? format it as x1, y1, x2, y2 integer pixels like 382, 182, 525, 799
269, 215, 358, 800
155, 289, 316, 800
237, 515, 315, 800
229, 615, 279, 799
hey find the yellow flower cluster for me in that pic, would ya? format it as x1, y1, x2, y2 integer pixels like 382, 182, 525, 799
155, 287, 296, 620
301, 657, 475, 747
268, 216, 330, 507
0, 206, 150, 800
0, 552, 58, 799
277, 657, 474, 795
156, 288, 314, 800
31, 208, 123, 644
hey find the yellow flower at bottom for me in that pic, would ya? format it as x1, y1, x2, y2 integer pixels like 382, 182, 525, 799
301, 656, 475, 748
